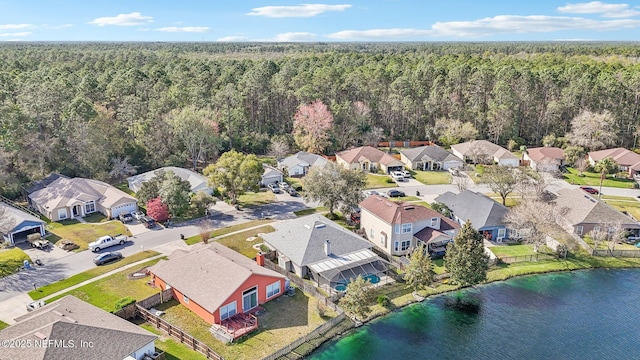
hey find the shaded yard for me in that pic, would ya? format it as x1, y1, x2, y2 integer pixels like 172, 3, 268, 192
152, 289, 336, 360
47, 219, 132, 251
294, 207, 328, 217
46, 258, 162, 311
29, 250, 160, 300
140, 324, 208, 360
0, 247, 31, 278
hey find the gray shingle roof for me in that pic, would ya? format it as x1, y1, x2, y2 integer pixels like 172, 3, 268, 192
278, 151, 328, 171
261, 214, 373, 267
28, 177, 136, 211
434, 190, 508, 230
555, 188, 640, 227
451, 140, 518, 160
148, 243, 285, 314
400, 145, 462, 163
0, 202, 44, 235
0, 295, 157, 360
127, 166, 211, 193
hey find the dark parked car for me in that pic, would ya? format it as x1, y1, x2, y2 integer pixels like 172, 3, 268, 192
118, 212, 133, 223
140, 216, 156, 228
387, 189, 406, 198
93, 251, 123, 265
580, 186, 599, 195
286, 187, 298, 196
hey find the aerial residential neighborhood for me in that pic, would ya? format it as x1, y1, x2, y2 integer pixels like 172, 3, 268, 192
4, 2, 640, 358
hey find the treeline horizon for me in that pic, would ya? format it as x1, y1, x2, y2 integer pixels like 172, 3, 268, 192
1, 41, 640, 197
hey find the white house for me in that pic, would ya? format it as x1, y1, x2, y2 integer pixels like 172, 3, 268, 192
278, 151, 328, 176
260, 164, 284, 186
450, 140, 519, 167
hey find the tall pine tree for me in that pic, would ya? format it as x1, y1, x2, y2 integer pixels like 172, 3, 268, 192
404, 243, 435, 293
444, 220, 489, 287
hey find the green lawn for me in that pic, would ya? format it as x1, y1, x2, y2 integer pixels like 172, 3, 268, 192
216, 225, 276, 258
0, 320, 8, 330
184, 220, 274, 246
46, 258, 162, 312
601, 196, 640, 220
413, 170, 452, 185
392, 195, 421, 202
563, 167, 635, 188
140, 324, 208, 360
47, 220, 132, 250
485, 193, 520, 207
286, 177, 304, 191
153, 289, 336, 360
28, 250, 161, 300
115, 182, 136, 196
0, 248, 31, 277
488, 244, 554, 257
83, 213, 110, 223
237, 190, 276, 207
366, 174, 396, 189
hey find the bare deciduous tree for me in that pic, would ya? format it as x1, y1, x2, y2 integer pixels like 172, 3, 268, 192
575, 157, 589, 176
109, 156, 138, 183
566, 110, 618, 151
484, 166, 517, 206
267, 138, 290, 160
453, 174, 471, 192
293, 100, 333, 154
504, 198, 557, 252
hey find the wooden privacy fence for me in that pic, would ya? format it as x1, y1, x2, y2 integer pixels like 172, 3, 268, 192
137, 305, 224, 360
261, 313, 348, 360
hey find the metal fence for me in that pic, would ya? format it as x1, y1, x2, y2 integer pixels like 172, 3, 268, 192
137, 305, 224, 360
263, 260, 342, 313
261, 313, 348, 360
591, 249, 640, 258
497, 253, 557, 264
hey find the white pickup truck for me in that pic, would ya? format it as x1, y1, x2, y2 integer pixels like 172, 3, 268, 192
89, 234, 128, 252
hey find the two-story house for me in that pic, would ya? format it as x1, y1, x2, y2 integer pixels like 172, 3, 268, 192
360, 195, 460, 257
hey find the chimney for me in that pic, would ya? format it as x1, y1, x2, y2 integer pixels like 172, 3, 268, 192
256, 251, 265, 266
324, 240, 331, 256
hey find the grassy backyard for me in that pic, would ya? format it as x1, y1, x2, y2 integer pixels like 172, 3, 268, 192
0, 320, 8, 330
366, 174, 396, 189
140, 324, 208, 360
412, 170, 452, 185
563, 167, 635, 188
28, 250, 161, 300
152, 290, 336, 360
600, 195, 640, 220
0, 247, 31, 277
47, 219, 132, 250
45, 258, 162, 311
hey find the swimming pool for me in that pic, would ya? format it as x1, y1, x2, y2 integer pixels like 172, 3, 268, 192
334, 273, 380, 291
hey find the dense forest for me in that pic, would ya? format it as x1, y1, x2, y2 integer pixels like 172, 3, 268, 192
2, 41, 640, 197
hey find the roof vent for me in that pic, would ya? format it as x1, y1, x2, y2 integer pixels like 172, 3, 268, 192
304, 224, 311, 229
315, 222, 326, 228
34, 332, 47, 340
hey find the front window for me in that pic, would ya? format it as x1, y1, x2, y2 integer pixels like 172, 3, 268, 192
594, 226, 601, 232
183, 295, 189, 304
84, 201, 96, 214
402, 223, 412, 234
394, 241, 399, 252
430, 218, 438, 227
380, 234, 387, 247
266, 281, 280, 298
58, 208, 67, 220
576, 226, 584, 235
497, 228, 506, 238
401, 240, 411, 251
220, 301, 237, 320
370, 228, 374, 238
395, 225, 401, 234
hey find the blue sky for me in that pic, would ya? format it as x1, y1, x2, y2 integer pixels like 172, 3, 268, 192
2, 1, 640, 42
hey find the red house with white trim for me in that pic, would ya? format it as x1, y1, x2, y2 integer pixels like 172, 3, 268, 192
148, 243, 285, 341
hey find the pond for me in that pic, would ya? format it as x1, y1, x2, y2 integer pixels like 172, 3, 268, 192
310, 269, 640, 360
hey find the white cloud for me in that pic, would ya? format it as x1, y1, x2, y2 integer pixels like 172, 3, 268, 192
327, 28, 434, 39
155, 26, 209, 33
247, 4, 351, 18
271, 32, 317, 41
327, 15, 640, 39
42, 24, 74, 29
557, 1, 640, 18
89, 12, 153, 26
217, 36, 249, 42
0, 24, 33, 30
0, 32, 32, 37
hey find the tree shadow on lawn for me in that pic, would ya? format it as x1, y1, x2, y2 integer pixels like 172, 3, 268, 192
1, 262, 71, 294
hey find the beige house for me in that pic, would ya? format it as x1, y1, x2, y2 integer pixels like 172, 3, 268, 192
360, 195, 460, 257
524, 147, 565, 172
29, 177, 138, 221
588, 148, 640, 177
0, 295, 157, 360
336, 146, 405, 173
451, 140, 519, 166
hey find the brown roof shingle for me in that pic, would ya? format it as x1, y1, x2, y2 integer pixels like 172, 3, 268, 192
360, 195, 458, 228
336, 146, 402, 166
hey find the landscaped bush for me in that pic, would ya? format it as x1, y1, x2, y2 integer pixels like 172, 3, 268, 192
377, 294, 391, 308
114, 296, 136, 310
385, 178, 395, 184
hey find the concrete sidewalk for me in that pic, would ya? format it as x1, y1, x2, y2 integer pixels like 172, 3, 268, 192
0, 253, 168, 325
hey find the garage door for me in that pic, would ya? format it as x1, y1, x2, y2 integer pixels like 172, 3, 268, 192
110, 202, 138, 218
11, 225, 44, 245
